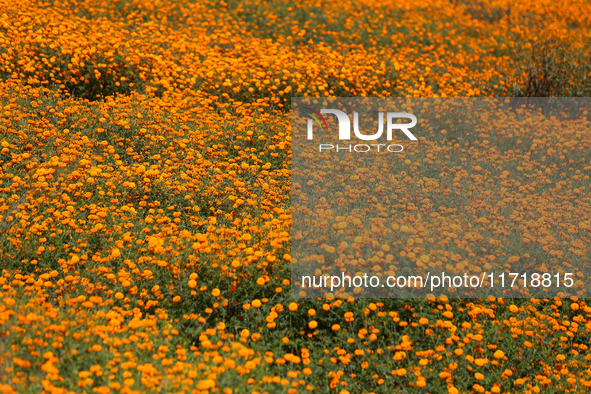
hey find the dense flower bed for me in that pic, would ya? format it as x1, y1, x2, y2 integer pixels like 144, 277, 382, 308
1, 0, 590, 393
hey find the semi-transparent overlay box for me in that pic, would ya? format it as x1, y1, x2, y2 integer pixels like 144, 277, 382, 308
291, 97, 591, 298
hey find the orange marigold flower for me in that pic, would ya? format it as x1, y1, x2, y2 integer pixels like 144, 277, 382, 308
509, 305, 518, 313
494, 350, 505, 359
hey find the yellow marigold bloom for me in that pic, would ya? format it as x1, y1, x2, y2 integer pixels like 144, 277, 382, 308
308, 321, 318, 329
288, 302, 298, 311
252, 299, 261, 308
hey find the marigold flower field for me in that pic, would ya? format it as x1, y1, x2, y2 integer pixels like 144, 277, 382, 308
0, 0, 590, 393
